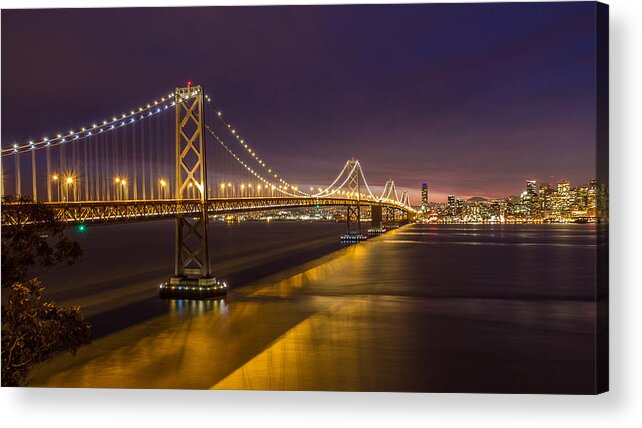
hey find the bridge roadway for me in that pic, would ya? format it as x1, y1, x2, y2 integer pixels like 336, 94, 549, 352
1, 196, 412, 226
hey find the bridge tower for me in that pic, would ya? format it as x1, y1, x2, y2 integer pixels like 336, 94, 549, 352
160, 84, 226, 299
341, 158, 367, 241
381, 179, 397, 229
400, 191, 410, 223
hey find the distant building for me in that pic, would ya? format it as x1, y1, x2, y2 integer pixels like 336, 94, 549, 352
588, 179, 597, 215
526, 180, 537, 196
421, 183, 429, 213
557, 180, 572, 219
456, 198, 464, 215
447, 195, 455, 216
539, 183, 553, 219
557, 180, 570, 194
523, 180, 539, 217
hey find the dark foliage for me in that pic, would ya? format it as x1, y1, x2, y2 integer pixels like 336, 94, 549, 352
1, 195, 82, 289
1, 196, 89, 386
1, 279, 91, 386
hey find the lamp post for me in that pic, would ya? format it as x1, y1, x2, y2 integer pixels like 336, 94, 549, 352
159, 179, 167, 199
121, 178, 128, 200
65, 176, 75, 201
114, 177, 121, 200
52, 174, 60, 202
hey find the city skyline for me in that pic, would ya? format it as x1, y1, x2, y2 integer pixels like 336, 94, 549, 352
418, 175, 602, 223
418, 175, 597, 203
2, 3, 597, 202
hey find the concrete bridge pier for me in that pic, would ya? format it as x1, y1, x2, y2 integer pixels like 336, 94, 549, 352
368, 204, 385, 237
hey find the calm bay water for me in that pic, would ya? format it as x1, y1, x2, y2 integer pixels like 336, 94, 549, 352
31, 222, 598, 393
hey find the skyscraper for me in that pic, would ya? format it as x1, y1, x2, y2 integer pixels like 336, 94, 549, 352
539, 183, 553, 219
524, 180, 538, 217
556, 180, 572, 219
456, 198, 464, 216
447, 194, 455, 216
557, 179, 570, 194
526, 180, 537, 196
421, 183, 429, 213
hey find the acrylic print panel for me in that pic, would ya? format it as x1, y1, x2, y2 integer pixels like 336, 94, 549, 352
0, 2, 608, 394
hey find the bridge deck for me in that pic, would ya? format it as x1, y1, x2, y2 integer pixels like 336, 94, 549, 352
1, 197, 411, 226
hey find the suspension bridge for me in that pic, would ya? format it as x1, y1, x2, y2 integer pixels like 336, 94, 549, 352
1, 83, 415, 299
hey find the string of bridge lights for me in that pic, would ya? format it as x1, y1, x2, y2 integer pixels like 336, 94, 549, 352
204, 123, 303, 198
315, 161, 358, 198
355, 161, 380, 201
203, 93, 309, 197
380, 180, 400, 203
3, 82, 411, 208
315, 161, 361, 198
205, 96, 409, 205
313, 160, 354, 197
314, 159, 382, 202
203, 93, 404, 206
2, 90, 180, 157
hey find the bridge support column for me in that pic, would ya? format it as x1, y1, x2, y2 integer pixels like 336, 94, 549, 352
383, 206, 397, 229
345, 203, 363, 234
400, 209, 410, 225
160, 84, 226, 299
368, 204, 385, 237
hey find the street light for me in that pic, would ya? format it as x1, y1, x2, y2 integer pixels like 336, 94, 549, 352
121, 178, 128, 200
114, 177, 122, 200
64, 176, 75, 201
159, 179, 167, 199
52, 174, 60, 201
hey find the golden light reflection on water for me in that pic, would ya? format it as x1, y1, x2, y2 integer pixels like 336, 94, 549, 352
28, 225, 597, 392
29, 237, 396, 389
240, 242, 369, 298
168, 297, 227, 318
212, 299, 383, 391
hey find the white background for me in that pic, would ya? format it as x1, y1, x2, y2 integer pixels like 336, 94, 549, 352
1, 0, 640, 426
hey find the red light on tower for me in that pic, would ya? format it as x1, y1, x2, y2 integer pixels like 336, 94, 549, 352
187, 80, 192, 87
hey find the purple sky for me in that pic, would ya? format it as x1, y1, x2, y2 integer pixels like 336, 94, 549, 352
1, 3, 598, 202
